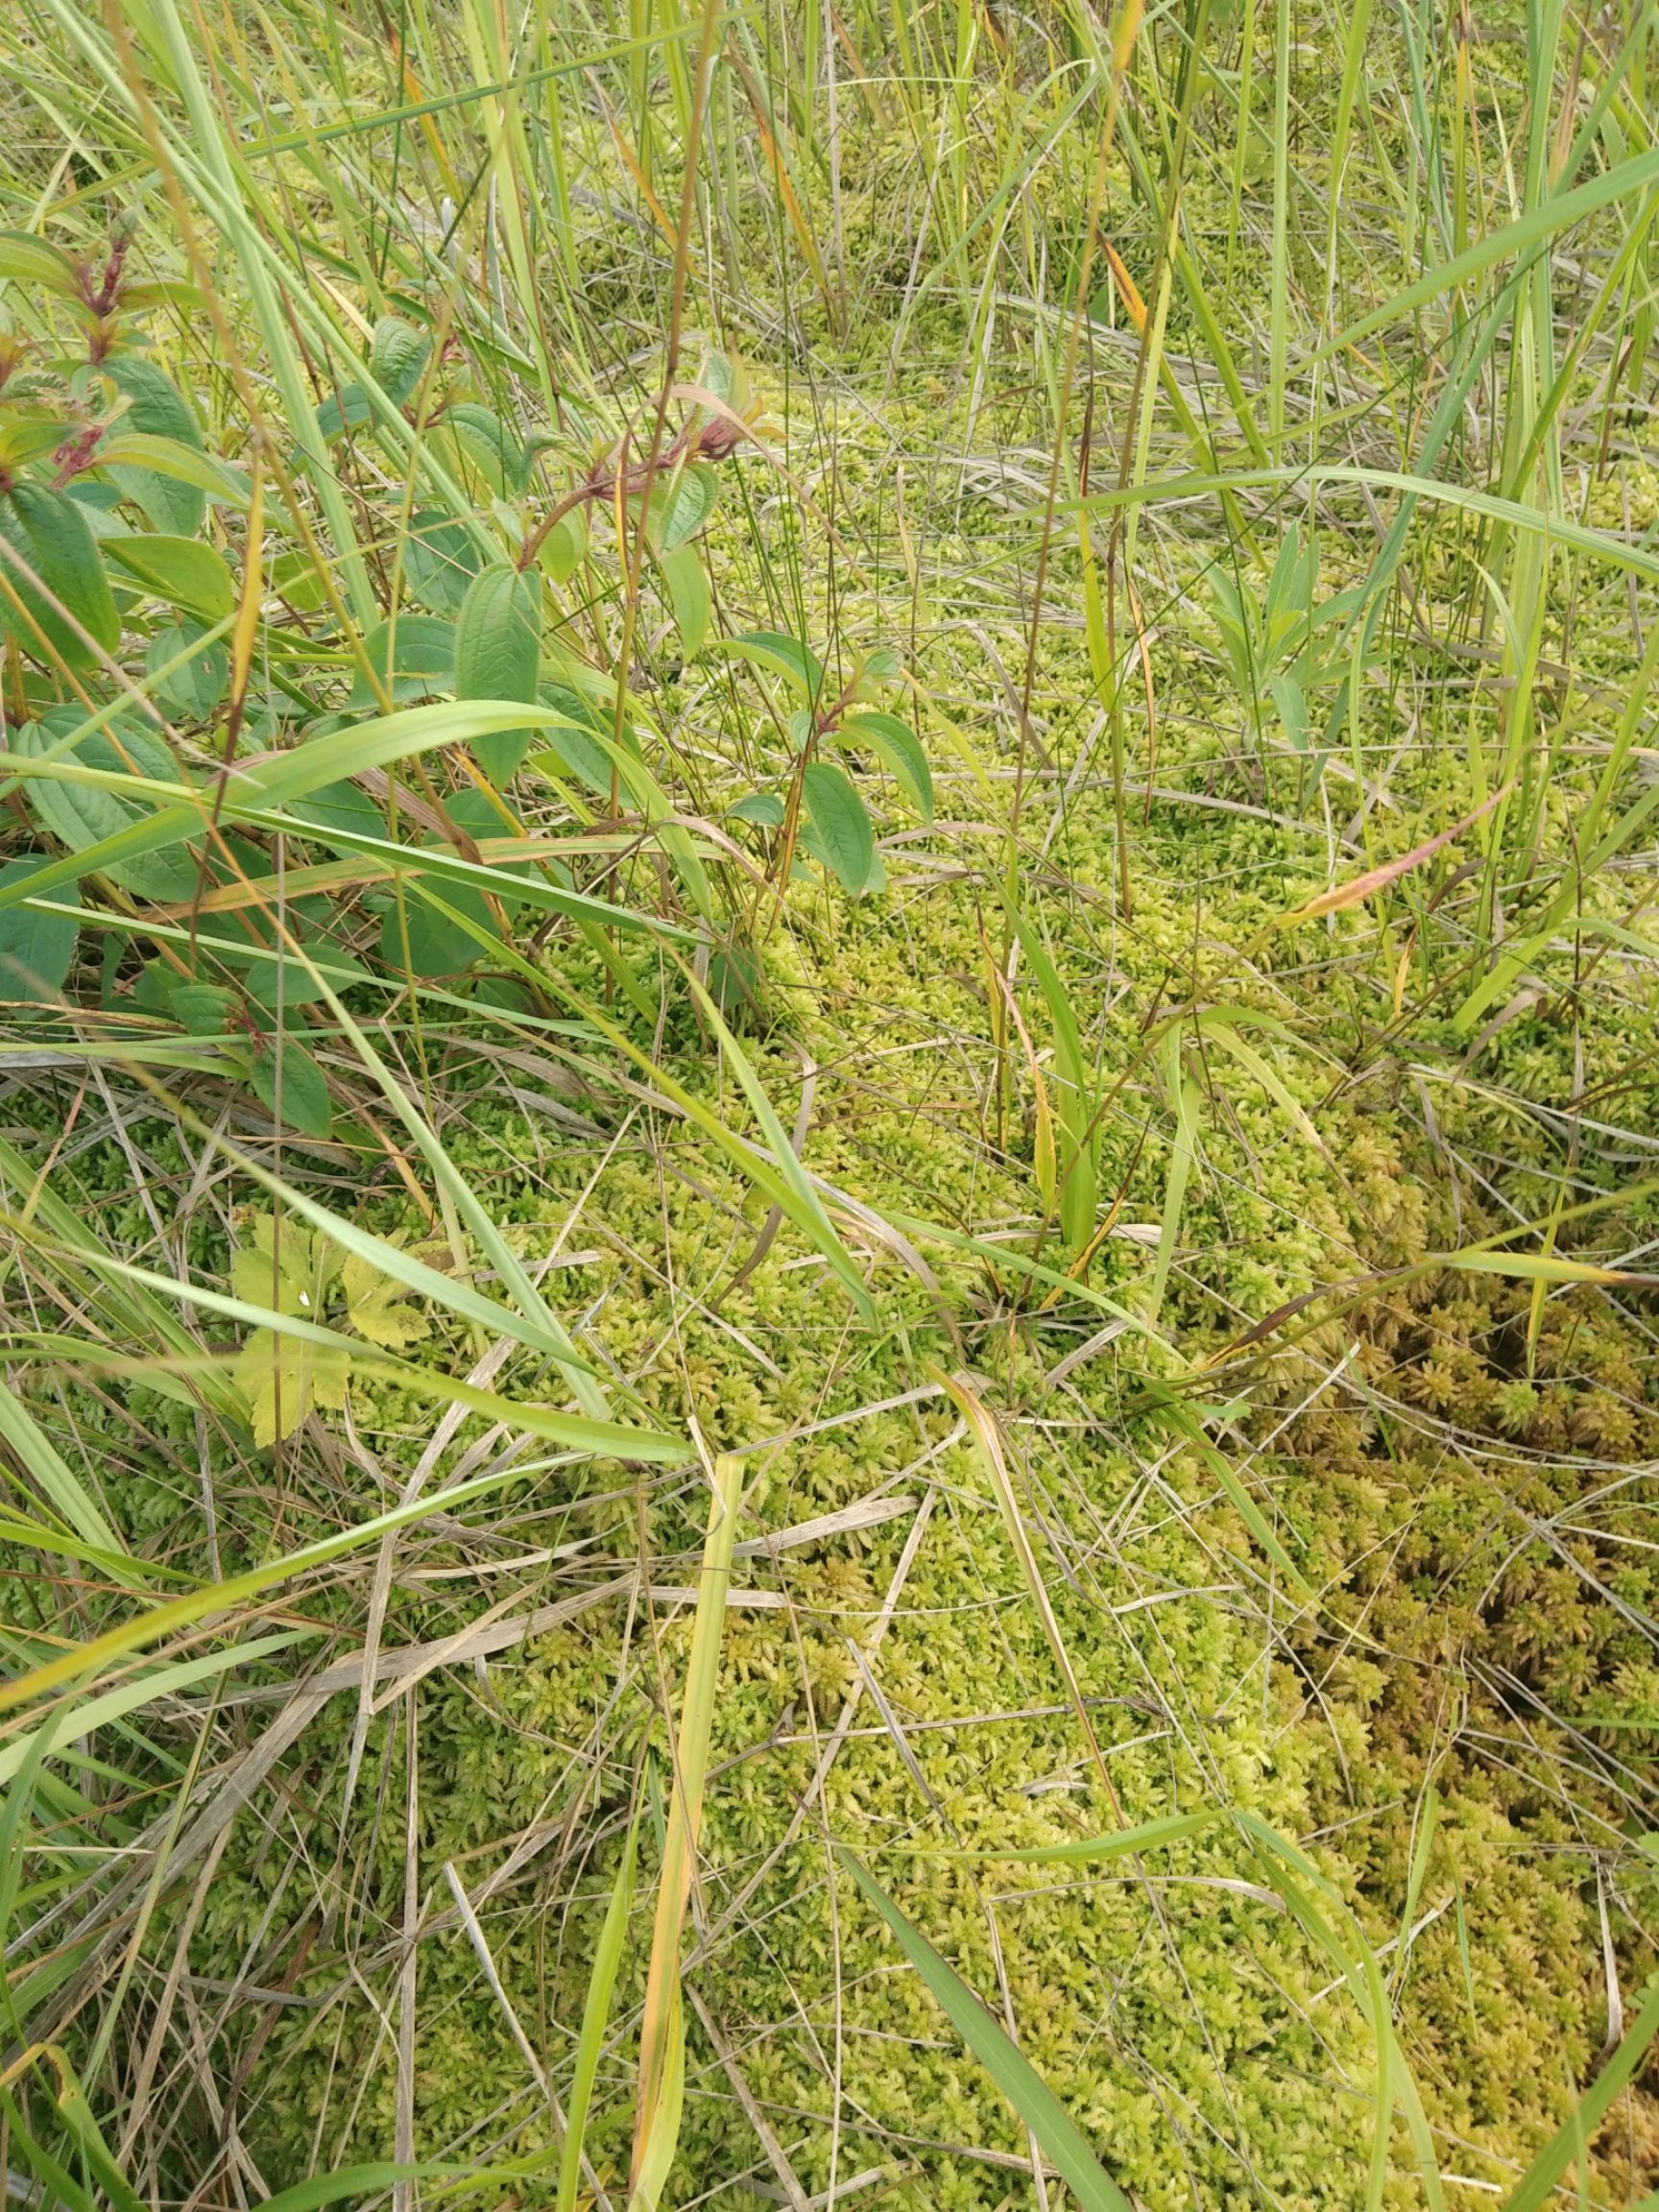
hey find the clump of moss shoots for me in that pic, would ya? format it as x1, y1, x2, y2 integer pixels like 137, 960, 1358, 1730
1, 0, 1658, 2207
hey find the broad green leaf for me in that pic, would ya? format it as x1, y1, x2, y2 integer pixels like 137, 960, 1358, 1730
15, 707, 199, 900
349, 613, 454, 706
535, 504, 588, 584
649, 460, 719, 553
379, 787, 511, 977
104, 533, 233, 620
659, 541, 709, 659
234, 934, 371, 1011
841, 710, 933, 821
313, 382, 372, 445
381, 882, 495, 976
0, 229, 82, 296
147, 619, 229, 716
801, 761, 876, 894
287, 778, 386, 842
840, 1853, 1133, 2212
401, 508, 481, 613
453, 564, 541, 784
1264, 521, 1307, 628
0, 858, 78, 1001
168, 981, 237, 1034
1268, 671, 1309, 753
370, 315, 432, 405
230, 1219, 347, 1439
535, 715, 618, 798
269, 546, 329, 613
101, 353, 206, 534
246, 1034, 334, 1139
698, 349, 742, 407
442, 402, 522, 496
62, 477, 130, 532
0, 484, 120, 667
729, 791, 784, 826
94, 431, 248, 513
706, 629, 825, 699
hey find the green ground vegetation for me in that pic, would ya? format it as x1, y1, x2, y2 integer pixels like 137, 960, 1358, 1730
2, 0, 1659, 2208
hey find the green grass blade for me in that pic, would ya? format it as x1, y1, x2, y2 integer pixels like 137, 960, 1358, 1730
0, 1457, 573, 1716
839, 1851, 1133, 2212
557, 1808, 639, 2212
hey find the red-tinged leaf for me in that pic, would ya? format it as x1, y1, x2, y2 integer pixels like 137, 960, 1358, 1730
1271, 784, 1511, 929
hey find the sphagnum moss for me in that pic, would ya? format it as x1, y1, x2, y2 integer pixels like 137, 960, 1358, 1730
3, 0, 1659, 2204
25, 816, 1655, 2204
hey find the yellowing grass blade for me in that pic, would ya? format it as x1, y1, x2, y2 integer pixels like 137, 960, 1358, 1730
629, 1984, 685, 2212
1148, 1030, 1199, 1328
1101, 240, 1146, 331
630, 1452, 742, 2202
0, 1459, 545, 1716
1194, 1015, 1325, 1156
932, 1367, 1123, 1825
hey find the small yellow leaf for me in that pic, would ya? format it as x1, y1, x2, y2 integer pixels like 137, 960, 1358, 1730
342, 1240, 429, 1351
230, 1213, 337, 1322
235, 1330, 350, 1446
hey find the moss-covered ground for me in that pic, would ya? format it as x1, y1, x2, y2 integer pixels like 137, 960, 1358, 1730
4, 7, 1659, 2207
